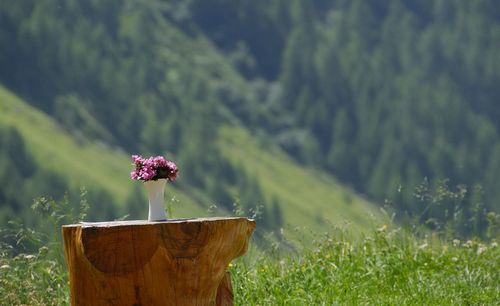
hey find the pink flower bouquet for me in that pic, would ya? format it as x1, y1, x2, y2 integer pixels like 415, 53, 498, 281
130, 155, 178, 181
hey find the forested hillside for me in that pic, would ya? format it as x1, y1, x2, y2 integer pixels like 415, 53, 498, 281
191, 0, 500, 233
1, 0, 499, 237
276, 0, 500, 212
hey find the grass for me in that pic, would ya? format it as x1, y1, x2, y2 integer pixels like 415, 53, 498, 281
0, 84, 206, 218
219, 126, 385, 237
231, 229, 500, 305
1, 211, 498, 306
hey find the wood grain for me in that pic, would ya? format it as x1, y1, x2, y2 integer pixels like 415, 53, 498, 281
62, 218, 256, 306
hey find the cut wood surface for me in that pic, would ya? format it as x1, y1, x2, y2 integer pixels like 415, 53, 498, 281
62, 217, 256, 306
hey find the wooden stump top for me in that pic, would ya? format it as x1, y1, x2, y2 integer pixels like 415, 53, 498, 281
64, 216, 255, 228
62, 217, 256, 306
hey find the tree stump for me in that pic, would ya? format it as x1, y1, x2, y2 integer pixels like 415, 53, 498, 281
62, 217, 256, 306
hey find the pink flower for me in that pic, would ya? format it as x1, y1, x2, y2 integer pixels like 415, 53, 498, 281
130, 154, 179, 182
130, 170, 139, 180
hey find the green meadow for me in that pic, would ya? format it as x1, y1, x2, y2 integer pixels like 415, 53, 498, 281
1, 85, 383, 230
1, 199, 498, 305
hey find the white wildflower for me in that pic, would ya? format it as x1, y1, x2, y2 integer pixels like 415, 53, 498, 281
418, 243, 428, 250
464, 240, 474, 248
477, 244, 487, 255
377, 224, 387, 232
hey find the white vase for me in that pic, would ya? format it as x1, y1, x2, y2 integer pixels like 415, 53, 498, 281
144, 179, 167, 221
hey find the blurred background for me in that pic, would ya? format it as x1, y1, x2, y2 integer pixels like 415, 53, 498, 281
1, 0, 499, 241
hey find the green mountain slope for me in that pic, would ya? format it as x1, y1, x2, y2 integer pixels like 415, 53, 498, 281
219, 126, 385, 236
0, 85, 206, 218
1, 84, 384, 233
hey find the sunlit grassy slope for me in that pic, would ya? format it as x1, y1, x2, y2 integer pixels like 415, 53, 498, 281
219, 126, 385, 235
0, 85, 206, 218
0, 84, 384, 233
